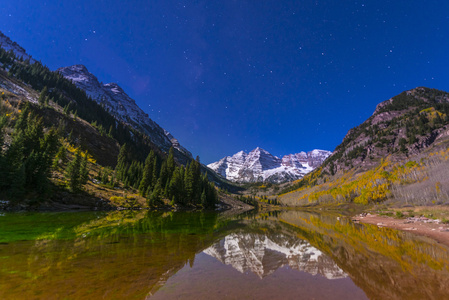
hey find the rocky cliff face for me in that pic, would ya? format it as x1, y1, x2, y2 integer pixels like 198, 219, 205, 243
320, 87, 449, 175
203, 231, 347, 279
58, 64, 192, 160
207, 147, 331, 183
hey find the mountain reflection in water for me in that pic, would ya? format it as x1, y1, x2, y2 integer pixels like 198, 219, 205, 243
203, 232, 347, 279
1, 210, 448, 299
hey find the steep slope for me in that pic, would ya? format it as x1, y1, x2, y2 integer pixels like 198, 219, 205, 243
280, 87, 449, 206
0, 31, 35, 63
208, 147, 331, 183
58, 65, 192, 160
321, 87, 449, 174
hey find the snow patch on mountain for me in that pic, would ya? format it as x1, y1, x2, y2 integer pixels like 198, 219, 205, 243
0, 76, 36, 104
58, 64, 192, 159
207, 147, 331, 183
0, 31, 35, 64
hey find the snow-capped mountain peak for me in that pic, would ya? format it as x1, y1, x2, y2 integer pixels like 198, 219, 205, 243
58, 64, 192, 160
208, 148, 331, 183
231, 151, 248, 162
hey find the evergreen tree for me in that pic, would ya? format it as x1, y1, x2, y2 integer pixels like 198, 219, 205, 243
399, 138, 407, 153
184, 162, 194, 201
110, 173, 116, 187
159, 160, 168, 191
102, 169, 109, 184
38, 86, 48, 106
201, 190, 207, 207
115, 143, 129, 181
149, 180, 162, 206
14, 103, 31, 131
65, 149, 88, 192
166, 147, 175, 175
139, 150, 155, 195
151, 157, 160, 188
80, 152, 89, 185
52, 144, 67, 169
168, 167, 184, 204
63, 104, 70, 115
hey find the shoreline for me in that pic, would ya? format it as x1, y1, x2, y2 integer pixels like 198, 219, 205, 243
0, 195, 254, 213
357, 213, 449, 248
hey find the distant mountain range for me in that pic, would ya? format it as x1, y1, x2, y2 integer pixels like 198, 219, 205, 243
208, 147, 331, 183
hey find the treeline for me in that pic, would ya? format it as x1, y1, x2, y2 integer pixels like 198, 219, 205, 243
114, 146, 218, 208
234, 195, 259, 209
259, 195, 281, 205
377, 89, 449, 114
0, 102, 218, 206
233, 194, 281, 209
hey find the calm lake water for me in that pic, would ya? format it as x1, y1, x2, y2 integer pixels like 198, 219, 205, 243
1, 210, 449, 299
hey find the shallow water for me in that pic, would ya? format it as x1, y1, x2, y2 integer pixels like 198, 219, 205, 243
0, 210, 448, 299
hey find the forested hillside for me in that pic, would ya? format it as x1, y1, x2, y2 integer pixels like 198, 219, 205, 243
279, 87, 449, 207
0, 46, 218, 210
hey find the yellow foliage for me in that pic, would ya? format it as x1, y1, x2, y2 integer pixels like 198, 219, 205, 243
436, 182, 442, 195
420, 107, 445, 122
66, 143, 97, 164
294, 155, 439, 205
110, 196, 125, 202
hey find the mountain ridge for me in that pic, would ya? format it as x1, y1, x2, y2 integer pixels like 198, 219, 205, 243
208, 147, 331, 183
0, 31, 35, 64
57, 64, 192, 162
321, 87, 449, 174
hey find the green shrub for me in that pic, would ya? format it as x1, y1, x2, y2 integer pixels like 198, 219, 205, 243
395, 211, 404, 218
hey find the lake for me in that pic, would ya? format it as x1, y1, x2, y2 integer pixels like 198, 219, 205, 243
1, 210, 449, 299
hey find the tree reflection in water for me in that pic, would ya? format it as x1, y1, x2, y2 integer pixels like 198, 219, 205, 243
0, 210, 448, 299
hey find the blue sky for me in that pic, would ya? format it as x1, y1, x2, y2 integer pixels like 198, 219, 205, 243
1, 1, 449, 163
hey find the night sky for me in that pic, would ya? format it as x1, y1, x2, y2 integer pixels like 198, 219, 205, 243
1, 1, 448, 163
